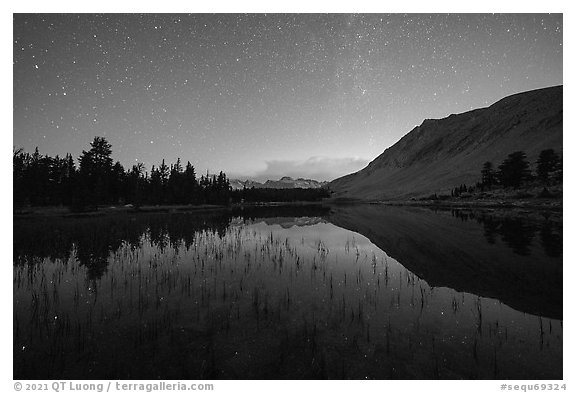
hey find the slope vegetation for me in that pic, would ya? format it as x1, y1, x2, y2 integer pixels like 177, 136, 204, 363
330, 86, 563, 200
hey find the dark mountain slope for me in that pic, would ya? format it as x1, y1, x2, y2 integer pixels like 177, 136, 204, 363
330, 86, 562, 200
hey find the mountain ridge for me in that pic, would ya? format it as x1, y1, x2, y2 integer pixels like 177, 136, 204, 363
229, 176, 328, 190
329, 85, 563, 200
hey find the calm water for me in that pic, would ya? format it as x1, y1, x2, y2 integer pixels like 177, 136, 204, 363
13, 205, 562, 379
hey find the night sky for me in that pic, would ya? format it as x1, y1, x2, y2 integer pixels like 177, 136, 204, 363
13, 14, 562, 181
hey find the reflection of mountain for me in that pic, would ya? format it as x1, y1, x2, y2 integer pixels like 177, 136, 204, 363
249, 216, 326, 228
15, 205, 562, 320
328, 205, 562, 319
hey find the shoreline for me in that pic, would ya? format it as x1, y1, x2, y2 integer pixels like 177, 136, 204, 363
13, 204, 229, 218
325, 197, 561, 210
13, 198, 562, 218
369, 198, 562, 211
12, 201, 326, 218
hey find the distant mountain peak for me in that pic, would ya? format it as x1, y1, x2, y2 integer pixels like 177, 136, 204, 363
229, 176, 328, 190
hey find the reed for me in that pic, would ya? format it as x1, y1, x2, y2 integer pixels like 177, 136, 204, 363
13, 211, 561, 379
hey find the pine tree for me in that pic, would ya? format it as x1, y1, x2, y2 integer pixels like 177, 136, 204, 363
183, 161, 197, 204
12, 139, 237, 209
481, 161, 495, 188
126, 163, 145, 206
158, 159, 170, 186
13, 147, 29, 208
168, 158, 184, 203
536, 149, 561, 183
78, 137, 115, 206
149, 165, 162, 205
498, 151, 531, 188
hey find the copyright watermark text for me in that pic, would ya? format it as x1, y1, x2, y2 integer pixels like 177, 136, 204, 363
13, 381, 214, 392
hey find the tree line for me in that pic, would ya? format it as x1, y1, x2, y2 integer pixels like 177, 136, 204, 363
14, 136, 232, 210
13, 136, 331, 210
450, 149, 562, 197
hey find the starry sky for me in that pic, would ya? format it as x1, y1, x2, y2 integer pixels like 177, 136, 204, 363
13, 14, 562, 181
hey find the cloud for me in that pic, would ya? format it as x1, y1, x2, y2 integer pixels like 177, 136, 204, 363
244, 156, 370, 182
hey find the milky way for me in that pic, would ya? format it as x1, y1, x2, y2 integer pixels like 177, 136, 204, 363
13, 14, 562, 181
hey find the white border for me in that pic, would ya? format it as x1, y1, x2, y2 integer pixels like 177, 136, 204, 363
4, 2, 572, 392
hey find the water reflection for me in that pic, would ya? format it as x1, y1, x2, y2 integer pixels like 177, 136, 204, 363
13, 205, 562, 379
329, 206, 562, 320
540, 221, 562, 258
14, 206, 330, 280
450, 209, 561, 258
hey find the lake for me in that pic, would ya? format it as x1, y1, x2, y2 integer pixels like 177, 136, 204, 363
13, 205, 562, 379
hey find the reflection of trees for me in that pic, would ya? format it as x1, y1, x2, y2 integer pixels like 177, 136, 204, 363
451, 209, 475, 222
540, 221, 562, 258
149, 224, 170, 252
74, 228, 124, 280
14, 206, 331, 279
329, 205, 563, 320
480, 217, 499, 244
477, 216, 535, 255
14, 213, 232, 279
498, 219, 536, 256
475, 214, 561, 257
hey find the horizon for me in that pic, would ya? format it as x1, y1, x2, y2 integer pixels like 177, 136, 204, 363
14, 14, 562, 181
14, 83, 562, 183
